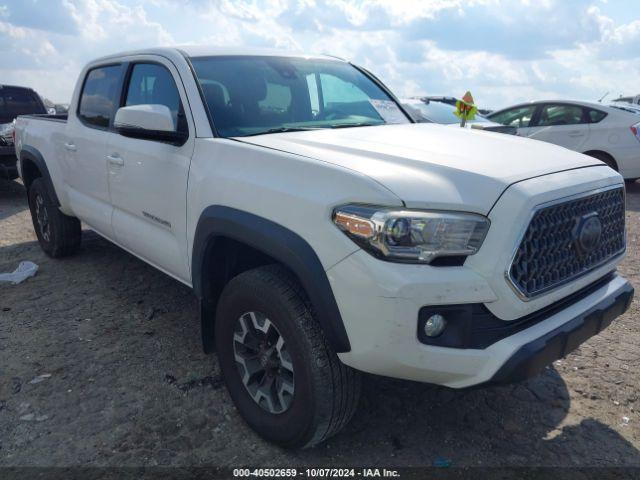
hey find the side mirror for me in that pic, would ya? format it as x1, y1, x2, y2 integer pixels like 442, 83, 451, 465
114, 104, 187, 145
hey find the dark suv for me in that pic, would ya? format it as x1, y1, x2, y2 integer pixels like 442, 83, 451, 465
1, 85, 47, 180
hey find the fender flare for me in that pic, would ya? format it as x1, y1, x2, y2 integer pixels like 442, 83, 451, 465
192, 206, 351, 353
19, 145, 60, 206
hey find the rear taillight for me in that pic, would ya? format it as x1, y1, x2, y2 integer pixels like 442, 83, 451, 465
631, 122, 640, 143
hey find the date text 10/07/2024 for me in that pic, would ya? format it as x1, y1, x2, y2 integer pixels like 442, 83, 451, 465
232, 468, 401, 478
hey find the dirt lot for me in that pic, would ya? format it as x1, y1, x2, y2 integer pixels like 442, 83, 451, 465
1, 178, 639, 469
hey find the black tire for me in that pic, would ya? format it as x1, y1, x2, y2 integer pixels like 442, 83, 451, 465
215, 264, 361, 448
27, 178, 81, 258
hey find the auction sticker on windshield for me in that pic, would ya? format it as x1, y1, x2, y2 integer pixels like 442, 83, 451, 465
369, 99, 407, 124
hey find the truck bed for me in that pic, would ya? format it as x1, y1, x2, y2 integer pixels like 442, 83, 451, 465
14, 113, 71, 192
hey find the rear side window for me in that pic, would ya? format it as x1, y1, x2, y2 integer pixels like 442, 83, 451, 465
124, 63, 185, 132
0, 88, 46, 123
78, 65, 122, 129
588, 109, 607, 123
535, 104, 585, 126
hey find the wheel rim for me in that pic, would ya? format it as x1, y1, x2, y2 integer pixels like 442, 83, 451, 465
233, 311, 295, 414
34, 194, 51, 242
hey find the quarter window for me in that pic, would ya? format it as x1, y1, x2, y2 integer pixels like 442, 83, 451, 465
536, 104, 585, 126
78, 65, 122, 128
588, 109, 607, 123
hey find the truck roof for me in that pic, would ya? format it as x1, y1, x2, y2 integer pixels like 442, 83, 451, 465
89, 46, 342, 64
0, 84, 37, 92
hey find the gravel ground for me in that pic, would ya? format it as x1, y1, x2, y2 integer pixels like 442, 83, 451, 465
1, 178, 639, 469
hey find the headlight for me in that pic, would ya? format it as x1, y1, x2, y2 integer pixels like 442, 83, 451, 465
333, 204, 490, 264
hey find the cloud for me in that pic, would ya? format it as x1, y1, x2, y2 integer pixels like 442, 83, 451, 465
3, 0, 80, 34
403, 0, 605, 60
0, 0, 638, 110
0, 0, 173, 100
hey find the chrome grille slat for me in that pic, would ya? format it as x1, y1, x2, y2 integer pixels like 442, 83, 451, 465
508, 187, 625, 299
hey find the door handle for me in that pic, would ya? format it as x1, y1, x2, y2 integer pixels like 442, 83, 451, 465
64, 142, 77, 152
107, 154, 124, 166
567, 131, 585, 137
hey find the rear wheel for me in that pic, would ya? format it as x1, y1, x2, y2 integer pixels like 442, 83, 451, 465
28, 178, 81, 257
214, 265, 361, 448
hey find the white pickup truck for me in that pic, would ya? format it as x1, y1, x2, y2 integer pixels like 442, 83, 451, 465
14, 47, 633, 448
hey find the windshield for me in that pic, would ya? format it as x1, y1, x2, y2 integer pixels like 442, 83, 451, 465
190, 56, 410, 137
403, 99, 490, 124
0, 88, 46, 123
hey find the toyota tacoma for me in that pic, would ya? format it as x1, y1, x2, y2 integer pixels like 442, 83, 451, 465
14, 47, 633, 448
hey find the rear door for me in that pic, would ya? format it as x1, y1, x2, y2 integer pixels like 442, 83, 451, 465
63, 64, 124, 236
523, 103, 591, 151
106, 57, 195, 282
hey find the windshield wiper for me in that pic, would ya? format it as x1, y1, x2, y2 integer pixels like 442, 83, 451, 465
328, 122, 381, 129
243, 126, 322, 136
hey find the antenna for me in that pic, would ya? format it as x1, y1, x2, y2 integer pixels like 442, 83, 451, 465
597, 91, 609, 103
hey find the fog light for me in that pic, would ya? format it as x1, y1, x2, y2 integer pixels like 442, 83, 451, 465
424, 314, 446, 337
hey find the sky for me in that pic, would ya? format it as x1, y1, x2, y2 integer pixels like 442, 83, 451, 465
0, 0, 638, 109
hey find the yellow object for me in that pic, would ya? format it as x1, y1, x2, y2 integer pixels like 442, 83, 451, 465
454, 91, 477, 125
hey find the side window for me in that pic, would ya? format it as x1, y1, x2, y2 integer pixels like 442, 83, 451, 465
536, 104, 584, 127
124, 63, 185, 132
78, 65, 122, 128
490, 106, 536, 128
588, 109, 607, 123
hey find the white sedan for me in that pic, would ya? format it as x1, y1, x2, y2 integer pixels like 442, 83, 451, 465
487, 100, 640, 181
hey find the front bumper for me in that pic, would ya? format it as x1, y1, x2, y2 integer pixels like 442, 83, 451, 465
330, 249, 632, 388
487, 275, 633, 385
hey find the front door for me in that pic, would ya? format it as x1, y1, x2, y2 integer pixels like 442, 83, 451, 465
106, 58, 195, 283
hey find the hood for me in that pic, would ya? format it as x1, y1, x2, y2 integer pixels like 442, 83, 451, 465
235, 123, 602, 214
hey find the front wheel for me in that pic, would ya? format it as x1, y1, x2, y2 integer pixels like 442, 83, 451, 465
214, 265, 361, 448
28, 178, 81, 257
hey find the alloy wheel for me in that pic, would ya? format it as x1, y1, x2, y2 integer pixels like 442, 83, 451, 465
34, 194, 51, 242
233, 311, 295, 414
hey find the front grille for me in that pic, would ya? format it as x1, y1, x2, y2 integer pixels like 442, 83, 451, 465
508, 187, 625, 298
